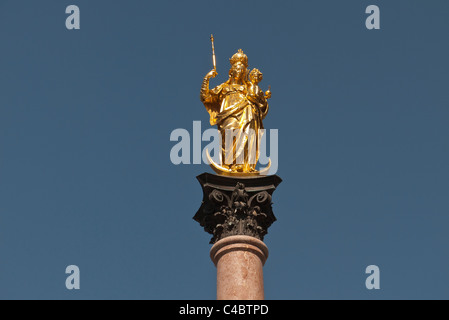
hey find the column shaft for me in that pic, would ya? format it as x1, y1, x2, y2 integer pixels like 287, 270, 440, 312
210, 235, 269, 300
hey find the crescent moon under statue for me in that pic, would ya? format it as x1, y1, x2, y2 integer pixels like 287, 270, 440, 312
205, 149, 271, 177
201, 38, 273, 177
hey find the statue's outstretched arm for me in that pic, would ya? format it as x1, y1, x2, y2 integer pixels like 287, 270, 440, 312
200, 69, 218, 104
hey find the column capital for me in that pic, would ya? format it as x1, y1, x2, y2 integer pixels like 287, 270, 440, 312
194, 172, 282, 244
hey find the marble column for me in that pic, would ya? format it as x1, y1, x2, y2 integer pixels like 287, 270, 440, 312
210, 235, 268, 300
194, 173, 281, 300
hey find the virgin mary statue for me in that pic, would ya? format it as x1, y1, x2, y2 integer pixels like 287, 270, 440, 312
200, 49, 270, 174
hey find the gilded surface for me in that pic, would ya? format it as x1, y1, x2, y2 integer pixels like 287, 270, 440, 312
200, 40, 272, 175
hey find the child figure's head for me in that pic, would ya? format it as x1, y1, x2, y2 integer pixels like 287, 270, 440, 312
249, 68, 263, 85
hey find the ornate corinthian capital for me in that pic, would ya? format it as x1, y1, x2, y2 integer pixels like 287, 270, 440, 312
194, 173, 282, 244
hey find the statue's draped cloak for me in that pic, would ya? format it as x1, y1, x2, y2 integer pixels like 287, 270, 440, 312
202, 82, 268, 170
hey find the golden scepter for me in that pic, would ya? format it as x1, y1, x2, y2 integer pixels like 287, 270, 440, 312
210, 34, 216, 71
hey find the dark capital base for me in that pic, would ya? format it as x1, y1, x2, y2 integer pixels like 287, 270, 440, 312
194, 173, 282, 244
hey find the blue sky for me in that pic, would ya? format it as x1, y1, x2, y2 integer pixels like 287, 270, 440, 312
0, 0, 448, 299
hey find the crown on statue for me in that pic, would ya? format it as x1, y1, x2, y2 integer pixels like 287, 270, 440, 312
230, 49, 248, 67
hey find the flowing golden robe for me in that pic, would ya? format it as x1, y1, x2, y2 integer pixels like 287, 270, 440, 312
200, 78, 268, 172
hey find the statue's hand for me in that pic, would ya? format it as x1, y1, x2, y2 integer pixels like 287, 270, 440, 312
205, 69, 218, 79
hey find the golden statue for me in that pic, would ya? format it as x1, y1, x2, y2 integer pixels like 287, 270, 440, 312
200, 36, 272, 176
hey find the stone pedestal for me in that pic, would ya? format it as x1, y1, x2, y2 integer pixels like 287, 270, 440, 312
194, 173, 282, 300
